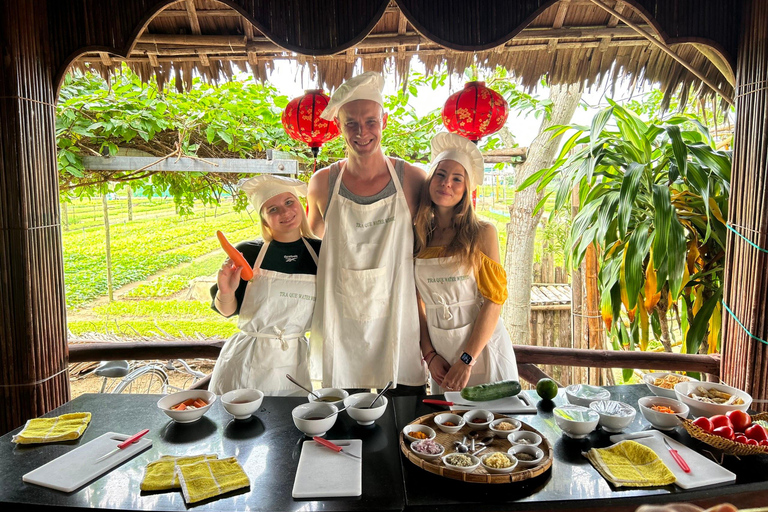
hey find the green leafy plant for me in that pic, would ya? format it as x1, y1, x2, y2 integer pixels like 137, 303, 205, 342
519, 100, 731, 362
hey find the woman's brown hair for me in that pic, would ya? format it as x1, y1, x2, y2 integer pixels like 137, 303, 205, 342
413, 165, 486, 271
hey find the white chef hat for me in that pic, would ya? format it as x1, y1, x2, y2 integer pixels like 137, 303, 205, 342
320, 72, 385, 120
237, 175, 308, 212
430, 132, 485, 192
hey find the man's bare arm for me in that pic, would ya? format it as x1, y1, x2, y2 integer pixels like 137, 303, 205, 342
401, 161, 427, 219
307, 167, 330, 238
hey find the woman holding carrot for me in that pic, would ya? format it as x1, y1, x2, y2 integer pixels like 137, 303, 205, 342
209, 175, 321, 396
413, 132, 518, 393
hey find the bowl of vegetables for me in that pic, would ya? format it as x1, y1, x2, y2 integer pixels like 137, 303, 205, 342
638, 396, 689, 430
410, 439, 445, 461
402, 424, 436, 444
643, 372, 697, 399
589, 400, 636, 433
553, 405, 599, 439
674, 381, 752, 418
480, 452, 518, 474
157, 389, 216, 423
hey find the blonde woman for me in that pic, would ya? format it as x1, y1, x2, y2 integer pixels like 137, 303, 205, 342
209, 175, 321, 396
414, 132, 518, 392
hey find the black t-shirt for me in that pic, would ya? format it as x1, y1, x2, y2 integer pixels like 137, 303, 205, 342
210, 237, 322, 317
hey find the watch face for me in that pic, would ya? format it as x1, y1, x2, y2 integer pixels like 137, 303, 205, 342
460, 352, 472, 365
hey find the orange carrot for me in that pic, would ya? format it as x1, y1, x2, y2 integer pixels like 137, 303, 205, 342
173, 403, 187, 411
651, 405, 675, 414
216, 230, 254, 281
193, 399, 207, 408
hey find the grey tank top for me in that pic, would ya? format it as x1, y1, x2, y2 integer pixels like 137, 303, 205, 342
325, 158, 405, 217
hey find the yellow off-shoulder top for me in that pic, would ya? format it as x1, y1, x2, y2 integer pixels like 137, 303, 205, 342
417, 247, 508, 304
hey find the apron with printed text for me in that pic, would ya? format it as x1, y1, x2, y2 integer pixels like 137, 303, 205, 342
414, 255, 518, 388
311, 158, 424, 388
209, 239, 318, 396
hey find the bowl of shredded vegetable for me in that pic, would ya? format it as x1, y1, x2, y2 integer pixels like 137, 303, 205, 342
638, 396, 689, 430
157, 389, 216, 423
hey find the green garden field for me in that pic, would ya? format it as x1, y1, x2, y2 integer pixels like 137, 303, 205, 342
64, 189, 562, 340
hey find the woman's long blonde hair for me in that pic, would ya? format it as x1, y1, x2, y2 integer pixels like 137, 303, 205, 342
413, 167, 485, 271
259, 196, 318, 242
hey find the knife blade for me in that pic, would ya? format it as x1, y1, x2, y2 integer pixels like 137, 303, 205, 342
662, 437, 691, 473
95, 429, 150, 463
312, 436, 361, 460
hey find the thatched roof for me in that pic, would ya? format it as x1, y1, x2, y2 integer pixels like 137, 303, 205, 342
71, 0, 734, 108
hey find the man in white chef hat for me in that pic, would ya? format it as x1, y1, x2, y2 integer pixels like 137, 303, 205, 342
307, 71, 427, 394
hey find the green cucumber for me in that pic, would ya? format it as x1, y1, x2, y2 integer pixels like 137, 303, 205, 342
460, 380, 521, 402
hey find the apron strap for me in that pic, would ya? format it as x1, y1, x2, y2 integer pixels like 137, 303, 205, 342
240, 326, 306, 351
254, 240, 270, 270
301, 237, 319, 266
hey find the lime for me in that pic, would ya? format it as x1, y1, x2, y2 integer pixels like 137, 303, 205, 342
536, 378, 558, 400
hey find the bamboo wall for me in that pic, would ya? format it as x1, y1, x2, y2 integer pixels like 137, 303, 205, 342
721, 0, 768, 411
0, 0, 70, 434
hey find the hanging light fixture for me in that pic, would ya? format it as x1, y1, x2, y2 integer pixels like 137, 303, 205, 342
442, 81, 509, 206
281, 89, 340, 171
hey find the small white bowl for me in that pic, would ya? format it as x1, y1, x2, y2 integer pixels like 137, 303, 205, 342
553, 405, 599, 439
308, 387, 349, 408
463, 409, 493, 430
157, 390, 216, 424
410, 439, 445, 461
643, 372, 698, 399
434, 413, 465, 434
489, 417, 521, 437
402, 424, 437, 443
442, 453, 481, 473
565, 384, 611, 407
589, 400, 636, 433
344, 393, 388, 426
507, 444, 545, 468
674, 381, 752, 418
221, 389, 264, 420
507, 430, 542, 447
480, 452, 518, 474
638, 396, 689, 430
291, 402, 339, 437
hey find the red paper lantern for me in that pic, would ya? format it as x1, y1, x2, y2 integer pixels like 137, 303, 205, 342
442, 81, 509, 143
281, 89, 340, 159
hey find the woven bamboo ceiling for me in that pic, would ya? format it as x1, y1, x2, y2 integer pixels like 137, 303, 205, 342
72, 0, 735, 108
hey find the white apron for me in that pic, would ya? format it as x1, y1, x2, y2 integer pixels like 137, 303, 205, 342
414, 255, 518, 388
209, 238, 318, 396
311, 158, 424, 388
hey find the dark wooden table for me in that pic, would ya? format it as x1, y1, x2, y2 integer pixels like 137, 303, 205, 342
1, 385, 767, 511
393, 385, 768, 511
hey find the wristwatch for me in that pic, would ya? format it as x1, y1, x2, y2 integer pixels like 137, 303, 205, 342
459, 352, 476, 367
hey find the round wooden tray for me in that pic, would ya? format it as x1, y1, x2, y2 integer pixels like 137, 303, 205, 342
400, 411, 553, 484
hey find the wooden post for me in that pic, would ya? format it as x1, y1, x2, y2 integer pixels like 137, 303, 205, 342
721, 0, 768, 410
585, 243, 603, 384
127, 185, 133, 221
0, 0, 69, 434
102, 194, 114, 302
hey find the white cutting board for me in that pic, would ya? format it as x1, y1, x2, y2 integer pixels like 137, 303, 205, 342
444, 391, 537, 414
23, 432, 152, 492
292, 439, 362, 498
609, 431, 735, 489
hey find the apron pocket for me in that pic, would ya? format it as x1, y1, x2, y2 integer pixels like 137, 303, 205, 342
337, 266, 390, 321
253, 337, 302, 369
429, 322, 474, 365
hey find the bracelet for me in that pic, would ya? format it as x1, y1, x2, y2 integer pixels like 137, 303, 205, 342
422, 349, 436, 362
215, 292, 236, 304
424, 351, 438, 366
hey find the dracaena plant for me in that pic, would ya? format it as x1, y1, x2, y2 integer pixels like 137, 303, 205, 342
519, 100, 731, 369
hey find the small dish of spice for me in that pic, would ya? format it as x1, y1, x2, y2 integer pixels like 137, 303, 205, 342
490, 417, 522, 437
507, 444, 545, 468
410, 439, 445, 461
434, 413, 465, 434
481, 452, 518, 474
403, 424, 436, 443
442, 453, 480, 473
462, 409, 493, 431
507, 430, 543, 447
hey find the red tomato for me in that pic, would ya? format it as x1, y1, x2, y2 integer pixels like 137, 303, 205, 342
709, 415, 733, 430
745, 424, 768, 442
746, 439, 759, 446
692, 417, 714, 433
759, 440, 768, 447
726, 410, 752, 432
735, 434, 749, 444
712, 426, 735, 440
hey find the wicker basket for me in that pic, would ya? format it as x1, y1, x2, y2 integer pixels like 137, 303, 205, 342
682, 412, 768, 456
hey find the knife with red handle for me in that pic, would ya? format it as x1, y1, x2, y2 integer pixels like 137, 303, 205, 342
95, 429, 150, 463
312, 436, 361, 460
662, 437, 690, 473
422, 399, 475, 407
